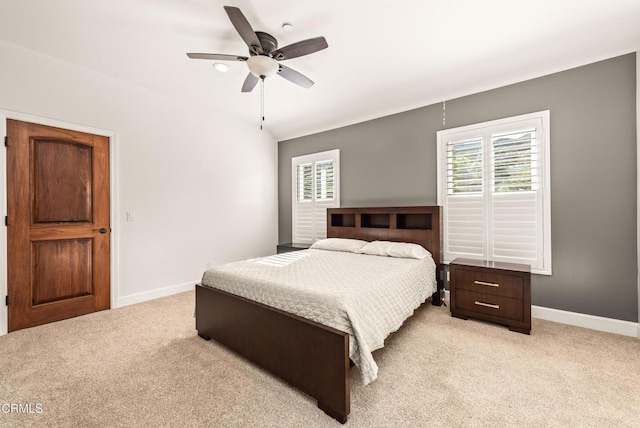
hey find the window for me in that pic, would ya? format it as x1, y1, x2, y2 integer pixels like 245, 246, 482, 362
437, 111, 551, 274
292, 149, 340, 243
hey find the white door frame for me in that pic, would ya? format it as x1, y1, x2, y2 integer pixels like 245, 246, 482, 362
0, 110, 120, 336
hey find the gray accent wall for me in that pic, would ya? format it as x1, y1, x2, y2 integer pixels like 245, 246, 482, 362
278, 53, 637, 322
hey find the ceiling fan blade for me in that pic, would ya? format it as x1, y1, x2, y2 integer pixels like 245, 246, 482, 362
241, 73, 259, 92
224, 6, 262, 54
278, 65, 314, 89
273, 37, 328, 60
187, 53, 248, 61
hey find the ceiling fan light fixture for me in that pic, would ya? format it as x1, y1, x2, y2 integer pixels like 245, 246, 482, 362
247, 55, 279, 78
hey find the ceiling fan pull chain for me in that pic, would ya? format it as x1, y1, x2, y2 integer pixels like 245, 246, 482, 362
442, 100, 446, 126
260, 76, 265, 130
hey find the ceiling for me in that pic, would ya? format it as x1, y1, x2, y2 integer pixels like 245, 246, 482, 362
0, 0, 639, 141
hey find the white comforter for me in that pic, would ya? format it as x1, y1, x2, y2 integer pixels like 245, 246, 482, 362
200, 248, 437, 385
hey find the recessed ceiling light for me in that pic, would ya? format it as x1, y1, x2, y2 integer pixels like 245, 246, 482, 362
212, 63, 229, 72
281, 22, 293, 32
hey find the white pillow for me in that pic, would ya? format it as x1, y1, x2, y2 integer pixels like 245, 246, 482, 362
357, 240, 431, 260
310, 238, 368, 253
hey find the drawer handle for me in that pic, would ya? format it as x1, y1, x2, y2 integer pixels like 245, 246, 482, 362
475, 301, 500, 309
474, 280, 499, 288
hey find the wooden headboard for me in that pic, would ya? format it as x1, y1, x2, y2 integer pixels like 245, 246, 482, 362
326, 206, 442, 264
327, 206, 443, 305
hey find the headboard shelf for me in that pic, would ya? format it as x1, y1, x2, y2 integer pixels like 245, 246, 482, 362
330, 213, 356, 228
397, 213, 432, 230
361, 213, 390, 229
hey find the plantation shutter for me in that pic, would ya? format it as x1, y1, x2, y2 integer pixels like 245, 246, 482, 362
314, 160, 335, 240
292, 150, 340, 244
490, 128, 541, 263
294, 163, 314, 242
444, 137, 485, 257
438, 112, 550, 274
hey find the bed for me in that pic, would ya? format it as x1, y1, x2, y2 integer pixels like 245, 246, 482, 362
195, 206, 443, 423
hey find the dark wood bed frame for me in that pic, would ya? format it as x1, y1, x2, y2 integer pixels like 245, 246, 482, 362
195, 206, 442, 423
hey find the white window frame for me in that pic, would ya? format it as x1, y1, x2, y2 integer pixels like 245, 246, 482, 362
437, 111, 551, 275
291, 149, 340, 243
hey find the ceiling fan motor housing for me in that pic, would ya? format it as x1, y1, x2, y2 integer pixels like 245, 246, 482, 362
254, 31, 278, 55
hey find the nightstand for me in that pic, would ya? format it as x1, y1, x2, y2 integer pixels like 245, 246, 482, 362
450, 258, 531, 334
276, 243, 312, 254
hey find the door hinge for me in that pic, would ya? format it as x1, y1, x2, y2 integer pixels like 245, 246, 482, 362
3, 136, 7, 147
5, 295, 8, 306
4, 216, 7, 227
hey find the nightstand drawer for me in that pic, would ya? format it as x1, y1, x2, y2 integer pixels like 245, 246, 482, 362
455, 290, 524, 322
454, 268, 523, 299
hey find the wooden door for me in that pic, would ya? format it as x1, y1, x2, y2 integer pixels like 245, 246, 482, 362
6, 119, 110, 332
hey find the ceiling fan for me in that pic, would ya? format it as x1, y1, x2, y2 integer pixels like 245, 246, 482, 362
187, 6, 328, 93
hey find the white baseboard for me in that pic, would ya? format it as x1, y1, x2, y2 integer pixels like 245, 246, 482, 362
116, 280, 197, 308
443, 290, 638, 338
532, 305, 639, 338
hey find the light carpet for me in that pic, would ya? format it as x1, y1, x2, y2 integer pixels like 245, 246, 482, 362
0, 291, 638, 427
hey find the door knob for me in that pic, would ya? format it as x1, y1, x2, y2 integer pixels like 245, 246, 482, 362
98, 228, 108, 234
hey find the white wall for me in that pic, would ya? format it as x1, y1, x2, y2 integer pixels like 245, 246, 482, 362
0, 40, 278, 334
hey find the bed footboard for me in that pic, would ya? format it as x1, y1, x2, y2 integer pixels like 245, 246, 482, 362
195, 284, 350, 423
